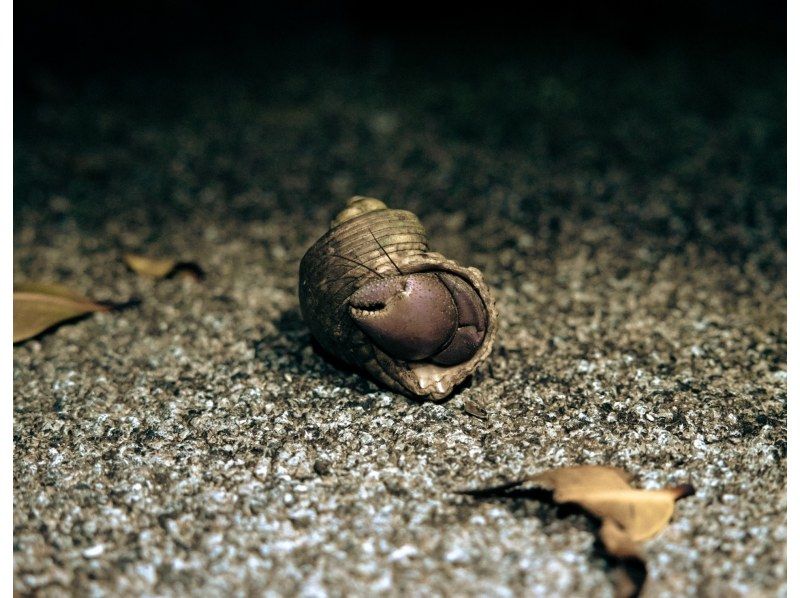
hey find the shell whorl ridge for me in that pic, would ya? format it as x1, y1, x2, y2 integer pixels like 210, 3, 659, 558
299, 197, 497, 399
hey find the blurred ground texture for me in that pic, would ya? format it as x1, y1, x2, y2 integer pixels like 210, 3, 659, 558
14, 35, 786, 596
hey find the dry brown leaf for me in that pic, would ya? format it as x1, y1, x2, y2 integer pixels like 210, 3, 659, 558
529, 465, 694, 542
459, 465, 695, 598
13, 283, 110, 343
123, 254, 177, 278
530, 465, 632, 494
15, 281, 99, 302
123, 254, 204, 280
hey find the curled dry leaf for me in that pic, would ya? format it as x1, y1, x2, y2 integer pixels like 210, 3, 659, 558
123, 253, 204, 280
13, 282, 111, 343
459, 465, 694, 597
528, 466, 694, 544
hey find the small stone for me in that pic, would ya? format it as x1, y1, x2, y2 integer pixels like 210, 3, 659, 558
82, 545, 104, 558
313, 460, 330, 476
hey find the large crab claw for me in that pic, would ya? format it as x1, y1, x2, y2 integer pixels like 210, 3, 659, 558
349, 272, 486, 365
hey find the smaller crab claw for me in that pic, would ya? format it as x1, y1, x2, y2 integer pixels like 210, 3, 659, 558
349, 273, 458, 361
430, 273, 486, 366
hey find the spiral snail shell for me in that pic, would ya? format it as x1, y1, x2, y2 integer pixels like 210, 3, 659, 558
299, 197, 497, 400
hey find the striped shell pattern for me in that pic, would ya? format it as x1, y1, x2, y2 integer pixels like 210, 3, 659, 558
299, 197, 497, 400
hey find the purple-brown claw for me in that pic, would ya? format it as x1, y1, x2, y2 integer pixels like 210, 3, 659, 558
349, 273, 457, 361
431, 273, 487, 365
349, 272, 487, 365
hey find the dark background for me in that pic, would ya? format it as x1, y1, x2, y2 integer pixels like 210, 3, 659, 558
14, 0, 787, 268
16, 1, 785, 90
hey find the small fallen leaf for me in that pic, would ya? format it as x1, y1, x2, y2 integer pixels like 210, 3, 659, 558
123, 253, 204, 280
459, 465, 694, 598
528, 466, 694, 543
123, 254, 176, 278
15, 281, 100, 302
13, 283, 110, 343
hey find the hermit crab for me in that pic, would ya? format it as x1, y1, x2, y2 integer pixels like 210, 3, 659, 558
298, 197, 497, 399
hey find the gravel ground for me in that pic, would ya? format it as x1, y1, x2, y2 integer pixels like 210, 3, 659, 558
14, 35, 786, 596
